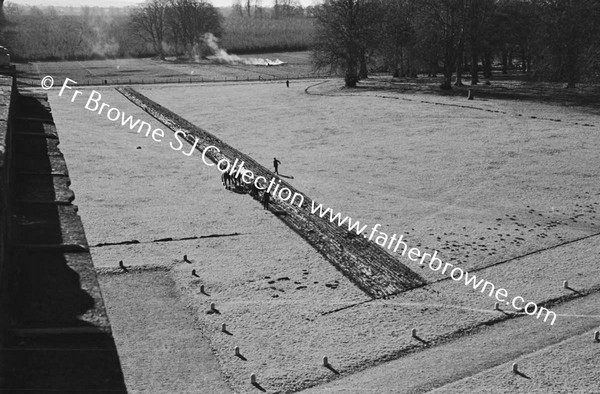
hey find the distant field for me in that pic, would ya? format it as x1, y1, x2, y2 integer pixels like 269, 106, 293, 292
15, 52, 331, 88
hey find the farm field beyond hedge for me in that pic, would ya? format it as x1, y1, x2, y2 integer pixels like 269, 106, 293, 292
15, 52, 327, 88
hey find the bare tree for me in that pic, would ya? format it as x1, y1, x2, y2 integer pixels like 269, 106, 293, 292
381, 0, 418, 78
254, 0, 264, 18
131, 0, 168, 59
167, 0, 222, 58
232, 0, 244, 17
533, 0, 600, 87
313, 0, 383, 87
0, 0, 5, 31
418, 0, 465, 89
273, 0, 303, 18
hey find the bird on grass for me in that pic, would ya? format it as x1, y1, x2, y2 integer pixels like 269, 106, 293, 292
118, 260, 129, 273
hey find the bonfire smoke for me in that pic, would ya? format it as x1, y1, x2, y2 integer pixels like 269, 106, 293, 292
203, 33, 284, 66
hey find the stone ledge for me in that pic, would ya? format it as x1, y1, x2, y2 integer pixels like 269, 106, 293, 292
14, 204, 89, 247
1, 88, 126, 392
1, 333, 126, 393
15, 174, 74, 204
9, 250, 111, 333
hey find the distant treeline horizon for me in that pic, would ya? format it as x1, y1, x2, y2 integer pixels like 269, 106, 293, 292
0, 0, 315, 61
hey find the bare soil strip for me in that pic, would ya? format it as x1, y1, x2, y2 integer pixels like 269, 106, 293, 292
116, 86, 426, 298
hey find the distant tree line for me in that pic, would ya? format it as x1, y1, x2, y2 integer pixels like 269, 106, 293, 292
131, 0, 223, 60
231, 0, 309, 18
0, 4, 128, 61
0, 0, 314, 61
313, 0, 600, 88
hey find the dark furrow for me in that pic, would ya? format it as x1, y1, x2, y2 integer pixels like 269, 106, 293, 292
116, 86, 427, 298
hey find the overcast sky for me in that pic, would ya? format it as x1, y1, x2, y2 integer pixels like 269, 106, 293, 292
8, 0, 319, 8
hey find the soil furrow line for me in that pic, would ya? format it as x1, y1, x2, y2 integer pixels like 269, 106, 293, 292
116, 86, 427, 298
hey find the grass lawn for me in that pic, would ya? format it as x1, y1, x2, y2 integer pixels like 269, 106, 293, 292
46, 78, 600, 393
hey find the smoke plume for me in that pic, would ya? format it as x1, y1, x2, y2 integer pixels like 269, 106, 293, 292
204, 33, 285, 66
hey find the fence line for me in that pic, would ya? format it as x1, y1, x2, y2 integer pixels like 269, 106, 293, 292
24, 73, 336, 88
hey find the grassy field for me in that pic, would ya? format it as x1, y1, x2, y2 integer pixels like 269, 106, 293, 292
14, 52, 329, 88
45, 77, 600, 393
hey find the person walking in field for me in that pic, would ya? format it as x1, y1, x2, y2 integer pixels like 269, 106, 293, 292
286, 80, 290, 88
273, 157, 281, 174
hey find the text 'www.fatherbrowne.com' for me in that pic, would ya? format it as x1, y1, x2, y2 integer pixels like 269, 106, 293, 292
309, 201, 558, 326
45, 76, 557, 326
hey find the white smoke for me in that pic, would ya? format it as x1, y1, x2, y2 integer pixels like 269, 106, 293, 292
203, 33, 285, 66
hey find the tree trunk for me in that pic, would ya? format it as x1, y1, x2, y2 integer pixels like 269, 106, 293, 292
483, 52, 492, 79
440, 46, 454, 90
429, 57, 437, 77
502, 50, 508, 74
470, 51, 478, 85
345, 58, 358, 88
0, 0, 5, 29
441, 68, 453, 89
566, 50, 578, 88
454, 39, 464, 86
392, 50, 400, 78
399, 47, 405, 77
455, 57, 464, 86
408, 50, 417, 78
359, 53, 368, 80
